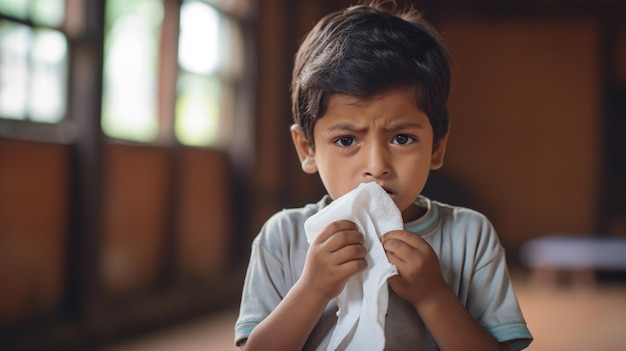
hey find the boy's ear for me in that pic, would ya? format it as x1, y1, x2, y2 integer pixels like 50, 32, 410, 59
290, 124, 318, 174
430, 132, 449, 170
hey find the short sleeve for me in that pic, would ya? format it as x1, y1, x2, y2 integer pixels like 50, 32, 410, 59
233, 205, 316, 347
234, 232, 286, 346
466, 220, 533, 350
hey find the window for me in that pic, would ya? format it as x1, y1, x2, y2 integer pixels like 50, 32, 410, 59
1, 0, 253, 147
101, 0, 162, 143
0, 0, 69, 124
102, 0, 251, 147
176, 0, 245, 147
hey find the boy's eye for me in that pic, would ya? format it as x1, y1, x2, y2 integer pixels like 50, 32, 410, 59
392, 134, 415, 145
334, 136, 356, 147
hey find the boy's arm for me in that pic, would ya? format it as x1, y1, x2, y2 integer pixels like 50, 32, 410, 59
241, 220, 367, 351
382, 230, 501, 351
411, 284, 502, 351
239, 279, 329, 350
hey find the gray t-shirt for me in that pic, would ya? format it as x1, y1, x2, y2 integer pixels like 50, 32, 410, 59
235, 195, 533, 350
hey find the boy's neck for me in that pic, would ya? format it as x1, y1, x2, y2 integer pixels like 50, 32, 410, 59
401, 202, 427, 223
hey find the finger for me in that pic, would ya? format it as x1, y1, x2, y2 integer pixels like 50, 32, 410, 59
333, 242, 368, 264
338, 257, 368, 276
382, 237, 417, 264
327, 231, 367, 254
382, 230, 428, 249
313, 220, 358, 244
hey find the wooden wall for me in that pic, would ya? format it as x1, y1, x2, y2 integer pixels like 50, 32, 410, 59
441, 17, 602, 249
0, 139, 237, 349
0, 139, 69, 326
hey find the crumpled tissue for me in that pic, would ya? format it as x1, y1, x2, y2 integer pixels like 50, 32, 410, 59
304, 182, 403, 351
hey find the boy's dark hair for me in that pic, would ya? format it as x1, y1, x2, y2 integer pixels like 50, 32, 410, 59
291, 1, 451, 146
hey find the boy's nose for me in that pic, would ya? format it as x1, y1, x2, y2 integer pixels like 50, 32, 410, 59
362, 143, 390, 178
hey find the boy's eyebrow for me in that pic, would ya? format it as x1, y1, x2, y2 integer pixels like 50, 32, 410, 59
324, 121, 425, 133
385, 121, 425, 131
324, 123, 363, 133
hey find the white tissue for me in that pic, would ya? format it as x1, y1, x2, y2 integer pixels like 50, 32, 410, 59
304, 182, 403, 351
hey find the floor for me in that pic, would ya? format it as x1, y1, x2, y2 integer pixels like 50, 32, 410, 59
102, 273, 626, 351
100, 308, 240, 351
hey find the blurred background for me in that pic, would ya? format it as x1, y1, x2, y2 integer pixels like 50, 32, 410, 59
0, 0, 625, 350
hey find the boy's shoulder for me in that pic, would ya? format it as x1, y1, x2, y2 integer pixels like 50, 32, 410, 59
426, 198, 502, 249
265, 195, 331, 227
431, 199, 491, 223
419, 197, 496, 236
254, 195, 332, 247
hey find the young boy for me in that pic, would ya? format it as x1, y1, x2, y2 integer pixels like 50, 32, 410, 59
235, 2, 533, 350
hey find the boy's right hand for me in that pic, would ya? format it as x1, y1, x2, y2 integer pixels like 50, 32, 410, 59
300, 220, 367, 302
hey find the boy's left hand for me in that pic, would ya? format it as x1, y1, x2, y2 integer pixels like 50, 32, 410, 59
381, 230, 449, 309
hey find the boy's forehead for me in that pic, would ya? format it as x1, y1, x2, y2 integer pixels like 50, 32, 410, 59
327, 86, 418, 105
326, 93, 366, 107
325, 88, 418, 110
319, 90, 429, 129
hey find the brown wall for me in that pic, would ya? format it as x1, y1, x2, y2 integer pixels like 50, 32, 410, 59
0, 139, 69, 325
99, 145, 233, 297
0, 139, 234, 337
101, 145, 172, 297
441, 17, 601, 248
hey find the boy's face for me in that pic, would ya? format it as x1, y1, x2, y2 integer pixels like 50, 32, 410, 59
292, 88, 447, 222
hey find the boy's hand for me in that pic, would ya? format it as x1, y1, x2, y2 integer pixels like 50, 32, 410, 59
300, 220, 367, 302
381, 230, 448, 308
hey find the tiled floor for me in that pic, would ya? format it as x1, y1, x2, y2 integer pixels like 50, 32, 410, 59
103, 275, 626, 351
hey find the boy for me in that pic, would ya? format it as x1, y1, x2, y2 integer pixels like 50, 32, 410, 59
235, 2, 533, 350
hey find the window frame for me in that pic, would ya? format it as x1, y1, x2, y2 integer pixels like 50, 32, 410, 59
0, 0, 256, 149
0, 8, 78, 144
99, 0, 256, 149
